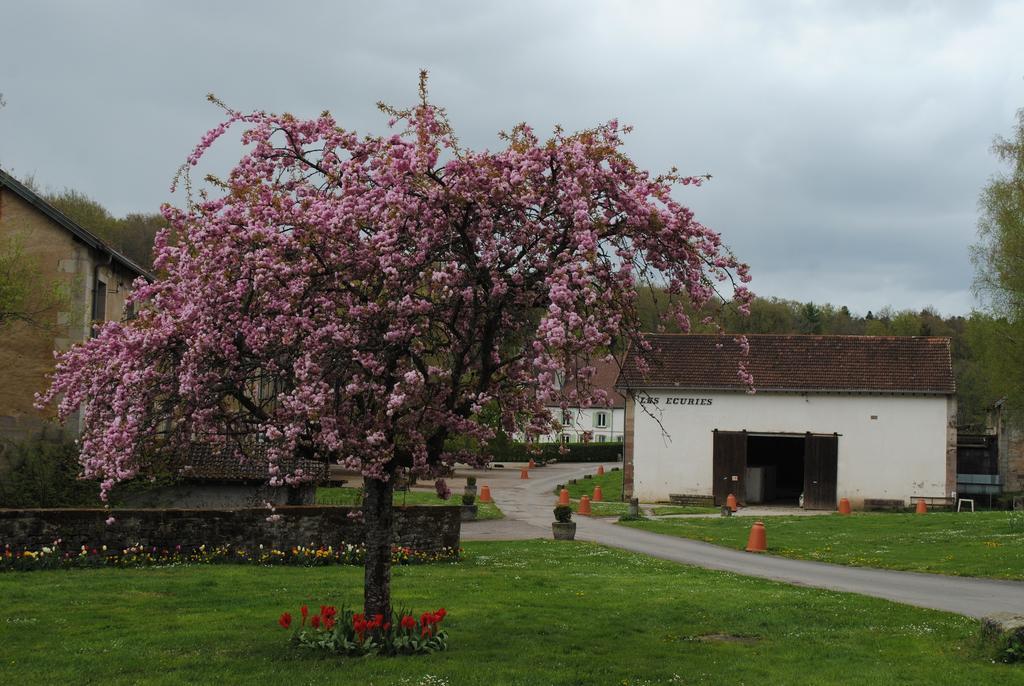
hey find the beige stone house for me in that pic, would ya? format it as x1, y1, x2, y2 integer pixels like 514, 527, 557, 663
0, 168, 150, 444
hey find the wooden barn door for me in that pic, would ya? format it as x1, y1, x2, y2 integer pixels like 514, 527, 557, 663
803, 433, 838, 510
713, 430, 747, 506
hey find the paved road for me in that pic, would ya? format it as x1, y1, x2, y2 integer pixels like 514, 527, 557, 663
462, 462, 1024, 619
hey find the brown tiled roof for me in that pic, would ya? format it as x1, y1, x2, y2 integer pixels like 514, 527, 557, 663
552, 357, 626, 408
590, 358, 626, 407
617, 334, 954, 394
169, 444, 328, 482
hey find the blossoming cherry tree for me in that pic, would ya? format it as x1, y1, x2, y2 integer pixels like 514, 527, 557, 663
39, 76, 752, 618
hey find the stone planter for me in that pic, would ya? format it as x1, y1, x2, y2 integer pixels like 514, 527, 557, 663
552, 521, 576, 540
460, 504, 478, 522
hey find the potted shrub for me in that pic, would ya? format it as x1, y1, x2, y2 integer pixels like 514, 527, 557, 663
461, 493, 478, 521
552, 505, 576, 540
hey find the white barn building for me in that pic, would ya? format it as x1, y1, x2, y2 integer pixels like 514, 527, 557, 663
616, 334, 956, 509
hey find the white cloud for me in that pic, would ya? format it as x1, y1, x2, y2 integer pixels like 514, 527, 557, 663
1, 0, 1022, 315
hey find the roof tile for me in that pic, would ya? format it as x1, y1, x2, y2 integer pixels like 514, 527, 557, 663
617, 334, 954, 394
169, 444, 328, 482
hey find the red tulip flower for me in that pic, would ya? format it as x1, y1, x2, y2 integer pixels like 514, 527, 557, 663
278, 612, 292, 629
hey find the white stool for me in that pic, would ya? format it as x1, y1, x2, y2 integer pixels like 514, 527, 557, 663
957, 498, 975, 512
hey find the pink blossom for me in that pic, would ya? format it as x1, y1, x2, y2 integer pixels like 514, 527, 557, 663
35, 84, 751, 504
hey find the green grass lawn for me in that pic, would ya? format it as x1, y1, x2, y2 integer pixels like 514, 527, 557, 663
557, 470, 628, 516
651, 505, 722, 516
558, 472, 720, 517
621, 511, 1024, 580
573, 500, 630, 517
559, 467, 623, 501
316, 487, 504, 521
0, 540, 1018, 685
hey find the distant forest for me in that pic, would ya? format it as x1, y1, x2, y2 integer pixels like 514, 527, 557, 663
32, 178, 1004, 432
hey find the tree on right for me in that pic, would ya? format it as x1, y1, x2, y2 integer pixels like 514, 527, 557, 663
971, 108, 1024, 424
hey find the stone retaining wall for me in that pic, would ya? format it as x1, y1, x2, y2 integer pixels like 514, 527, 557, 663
0, 505, 460, 553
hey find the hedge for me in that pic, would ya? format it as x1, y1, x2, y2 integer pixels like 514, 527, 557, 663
0, 436, 103, 508
486, 441, 623, 464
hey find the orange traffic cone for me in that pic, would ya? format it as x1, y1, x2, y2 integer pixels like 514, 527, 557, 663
916, 498, 927, 514
593, 486, 603, 502
520, 467, 530, 480
558, 488, 570, 506
578, 495, 592, 516
528, 458, 536, 469
597, 465, 605, 476
745, 521, 767, 553
726, 493, 738, 513
838, 498, 852, 515
479, 485, 492, 503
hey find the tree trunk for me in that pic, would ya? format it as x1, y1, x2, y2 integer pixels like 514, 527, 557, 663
362, 475, 394, 618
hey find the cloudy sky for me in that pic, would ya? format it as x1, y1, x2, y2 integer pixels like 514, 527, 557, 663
2, 1, 1023, 316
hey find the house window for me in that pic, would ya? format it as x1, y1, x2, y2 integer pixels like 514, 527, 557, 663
594, 411, 608, 429
91, 279, 107, 336
561, 410, 572, 425
561, 434, 570, 444
92, 279, 107, 321
597, 434, 607, 443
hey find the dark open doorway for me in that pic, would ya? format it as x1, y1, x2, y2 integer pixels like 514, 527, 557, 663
712, 430, 839, 509
745, 434, 805, 505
